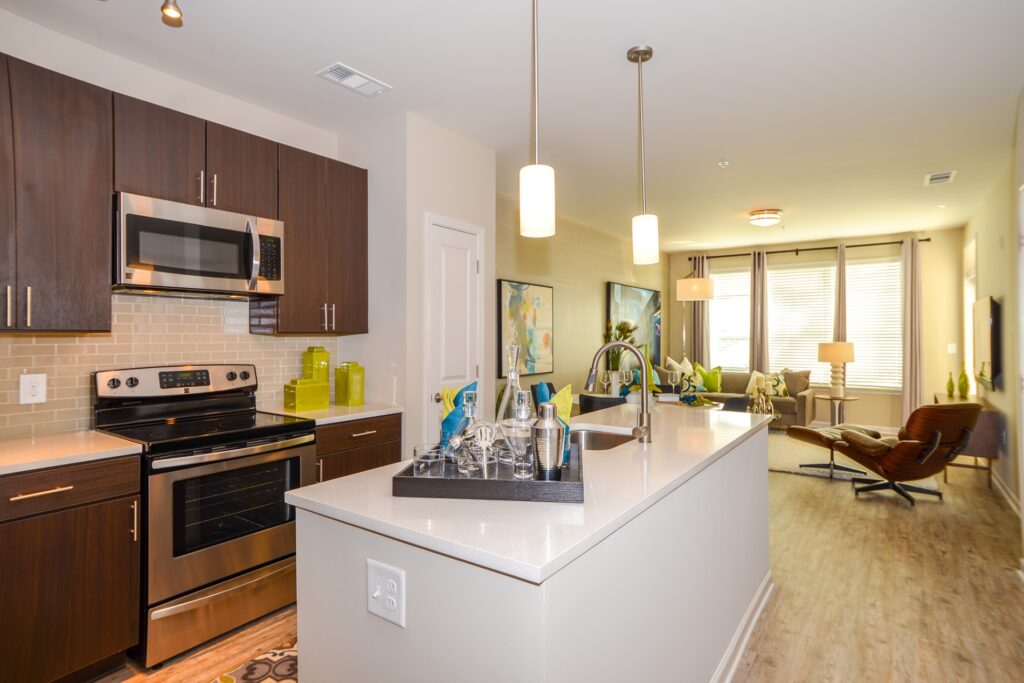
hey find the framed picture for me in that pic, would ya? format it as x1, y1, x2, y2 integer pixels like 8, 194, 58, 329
497, 279, 554, 378
606, 282, 662, 363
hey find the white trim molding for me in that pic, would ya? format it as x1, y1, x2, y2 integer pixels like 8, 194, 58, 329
992, 469, 1021, 518
712, 570, 774, 683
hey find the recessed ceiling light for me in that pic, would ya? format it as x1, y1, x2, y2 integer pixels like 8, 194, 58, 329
937, 204, 948, 209
749, 209, 782, 227
718, 159, 730, 168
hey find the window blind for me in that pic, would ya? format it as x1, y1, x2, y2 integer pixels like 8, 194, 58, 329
767, 262, 836, 384
708, 269, 751, 372
846, 258, 902, 390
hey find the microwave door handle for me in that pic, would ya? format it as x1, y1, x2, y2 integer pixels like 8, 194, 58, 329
245, 218, 261, 290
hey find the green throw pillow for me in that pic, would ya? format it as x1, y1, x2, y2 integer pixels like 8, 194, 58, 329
693, 363, 723, 392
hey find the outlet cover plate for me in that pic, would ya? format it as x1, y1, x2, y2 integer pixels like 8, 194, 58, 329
367, 558, 406, 627
19, 373, 46, 405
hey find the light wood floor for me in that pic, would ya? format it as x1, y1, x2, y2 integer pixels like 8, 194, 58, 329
94, 606, 295, 683
93, 461, 1023, 682
735, 464, 1024, 682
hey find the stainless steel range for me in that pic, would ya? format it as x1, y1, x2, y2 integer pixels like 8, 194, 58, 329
93, 364, 315, 667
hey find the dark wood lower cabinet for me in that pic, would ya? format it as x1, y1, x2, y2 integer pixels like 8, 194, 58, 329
319, 440, 401, 481
0, 494, 140, 683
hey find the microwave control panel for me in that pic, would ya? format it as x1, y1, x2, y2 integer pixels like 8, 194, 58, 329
258, 236, 282, 281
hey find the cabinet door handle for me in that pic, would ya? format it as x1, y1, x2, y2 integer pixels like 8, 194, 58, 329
5, 285, 11, 328
331, 303, 336, 331
10, 484, 74, 502
198, 170, 205, 204
351, 430, 377, 438
322, 303, 328, 331
211, 173, 218, 206
130, 500, 138, 542
25, 286, 31, 328
316, 459, 323, 483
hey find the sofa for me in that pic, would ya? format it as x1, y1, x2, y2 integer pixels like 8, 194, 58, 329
656, 369, 816, 427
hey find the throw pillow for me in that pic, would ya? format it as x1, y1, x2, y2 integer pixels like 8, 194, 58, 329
693, 362, 723, 393
665, 355, 694, 376
766, 372, 789, 397
782, 369, 811, 396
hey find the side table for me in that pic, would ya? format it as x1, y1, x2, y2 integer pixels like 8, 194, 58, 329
800, 394, 864, 478
933, 393, 999, 488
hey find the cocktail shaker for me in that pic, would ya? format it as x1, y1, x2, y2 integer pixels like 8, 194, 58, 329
532, 402, 564, 481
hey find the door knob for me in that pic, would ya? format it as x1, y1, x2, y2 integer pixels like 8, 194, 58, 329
432, 393, 442, 403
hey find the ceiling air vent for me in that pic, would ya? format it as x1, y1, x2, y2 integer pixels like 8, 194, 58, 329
924, 169, 957, 186
316, 62, 392, 98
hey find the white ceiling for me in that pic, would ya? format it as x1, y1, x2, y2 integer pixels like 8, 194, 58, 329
4, 0, 1024, 250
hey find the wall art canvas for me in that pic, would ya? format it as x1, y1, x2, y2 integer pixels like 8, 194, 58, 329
607, 282, 662, 364
498, 279, 554, 377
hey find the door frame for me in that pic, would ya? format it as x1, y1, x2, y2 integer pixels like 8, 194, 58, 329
420, 212, 486, 442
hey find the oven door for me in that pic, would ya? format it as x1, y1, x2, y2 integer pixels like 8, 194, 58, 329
147, 440, 314, 605
115, 192, 285, 296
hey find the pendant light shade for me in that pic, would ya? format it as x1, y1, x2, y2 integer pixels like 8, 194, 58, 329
519, 0, 556, 238
632, 214, 660, 265
628, 46, 658, 265
520, 164, 556, 237
161, 0, 182, 19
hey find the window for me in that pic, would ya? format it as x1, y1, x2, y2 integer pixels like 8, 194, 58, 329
767, 262, 836, 384
708, 269, 751, 371
846, 257, 902, 390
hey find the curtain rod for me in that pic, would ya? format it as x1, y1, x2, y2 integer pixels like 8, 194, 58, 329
688, 237, 931, 262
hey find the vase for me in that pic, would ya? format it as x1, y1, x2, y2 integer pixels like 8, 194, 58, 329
946, 372, 955, 398
957, 362, 969, 399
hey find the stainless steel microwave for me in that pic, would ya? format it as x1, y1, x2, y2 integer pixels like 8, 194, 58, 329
114, 192, 285, 297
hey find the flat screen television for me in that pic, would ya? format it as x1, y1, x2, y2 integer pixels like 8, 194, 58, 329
972, 296, 1001, 390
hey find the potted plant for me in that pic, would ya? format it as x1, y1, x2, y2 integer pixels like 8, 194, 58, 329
603, 320, 638, 371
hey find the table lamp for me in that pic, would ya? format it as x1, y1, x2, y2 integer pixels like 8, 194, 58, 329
818, 342, 855, 398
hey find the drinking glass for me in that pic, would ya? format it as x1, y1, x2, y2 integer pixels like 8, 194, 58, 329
413, 443, 444, 476
667, 370, 681, 395
620, 369, 633, 388
600, 370, 611, 395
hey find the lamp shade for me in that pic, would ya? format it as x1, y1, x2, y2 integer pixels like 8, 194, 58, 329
631, 214, 660, 265
676, 278, 714, 301
519, 164, 556, 237
818, 341, 855, 363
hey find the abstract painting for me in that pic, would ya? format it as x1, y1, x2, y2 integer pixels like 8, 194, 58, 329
498, 279, 554, 377
607, 282, 662, 364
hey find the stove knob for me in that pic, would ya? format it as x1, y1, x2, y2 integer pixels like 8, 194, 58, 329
106, 378, 121, 389
239, 371, 251, 381
226, 371, 238, 381
126, 377, 139, 388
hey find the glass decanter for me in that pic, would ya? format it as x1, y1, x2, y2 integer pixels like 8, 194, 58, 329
501, 390, 535, 479
496, 345, 534, 451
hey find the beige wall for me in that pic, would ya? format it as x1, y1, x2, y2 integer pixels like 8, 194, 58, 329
668, 228, 964, 429
495, 194, 670, 393
966, 167, 1020, 501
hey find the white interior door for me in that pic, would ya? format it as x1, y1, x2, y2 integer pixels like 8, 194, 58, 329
423, 220, 482, 443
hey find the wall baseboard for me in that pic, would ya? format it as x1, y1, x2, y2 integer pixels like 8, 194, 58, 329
992, 469, 1021, 518
712, 570, 774, 683
808, 420, 898, 435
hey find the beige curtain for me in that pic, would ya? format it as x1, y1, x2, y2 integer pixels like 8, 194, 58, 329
834, 244, 847, 421
901, 238, 922, 422
691, 255, 710, 365
749, 250, 769, 373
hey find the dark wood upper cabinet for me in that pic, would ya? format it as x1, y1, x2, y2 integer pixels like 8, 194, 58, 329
0, 495, 140, 682
8, 57, 112, 332
327, 160, 369, 335
206, 121, 278, 218
0, 55, 15, 332
114, 93, 206, 205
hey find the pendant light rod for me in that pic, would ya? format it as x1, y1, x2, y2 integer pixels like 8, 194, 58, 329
627, 46, 653, 213
532, 0, 540, 164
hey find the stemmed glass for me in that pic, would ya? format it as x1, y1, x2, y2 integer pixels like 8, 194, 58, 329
667, 370, 681, 396
620, 369, 633, 388
600, 370, 611, 395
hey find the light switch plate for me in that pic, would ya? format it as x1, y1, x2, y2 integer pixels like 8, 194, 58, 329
367, 558, 406, 627
947, 343, 957, 354
19, 373, 46, 405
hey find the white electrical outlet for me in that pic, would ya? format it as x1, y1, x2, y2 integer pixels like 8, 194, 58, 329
19, 373, 46, 405
947, 343, 957, 354
367, 558, 406, 627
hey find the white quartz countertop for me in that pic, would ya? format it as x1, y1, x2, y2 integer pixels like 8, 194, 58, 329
286, 403, 770, 583
263, 403, 403, 426
0, 430, 142, 476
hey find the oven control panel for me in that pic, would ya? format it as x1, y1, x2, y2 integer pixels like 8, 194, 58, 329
95, 364, 258, 398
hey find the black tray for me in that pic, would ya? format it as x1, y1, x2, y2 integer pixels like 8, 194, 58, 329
392, 444, 583, 503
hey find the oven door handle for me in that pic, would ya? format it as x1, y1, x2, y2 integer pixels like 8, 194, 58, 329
245, 218, 261, 291
151, 433, 314, 470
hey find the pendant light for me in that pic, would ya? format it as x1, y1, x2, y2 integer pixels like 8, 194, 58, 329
628, 46, 659, 265
519, 0, 556, 238
160, 0, 183, 27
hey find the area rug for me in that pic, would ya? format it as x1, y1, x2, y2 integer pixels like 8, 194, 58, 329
212, 641, 297, 683
767, 431, 938, 488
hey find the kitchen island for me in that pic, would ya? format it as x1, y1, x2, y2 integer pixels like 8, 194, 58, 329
286, 403, 772, 682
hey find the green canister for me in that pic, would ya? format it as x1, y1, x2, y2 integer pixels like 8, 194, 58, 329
347, 362, 365, 407
335, 362, 353, 406
302, 346, 330, 384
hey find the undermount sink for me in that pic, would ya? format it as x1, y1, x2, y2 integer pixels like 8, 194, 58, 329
570, 429, 636, 451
